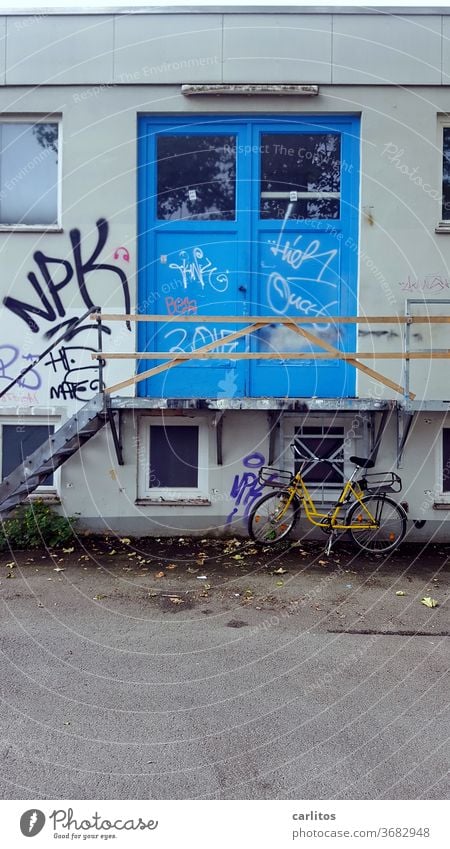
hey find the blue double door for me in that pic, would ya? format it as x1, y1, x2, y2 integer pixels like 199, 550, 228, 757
138, 116, 360, 398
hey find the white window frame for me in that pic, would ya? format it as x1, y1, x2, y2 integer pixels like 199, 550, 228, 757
438, 426, 450, 498
0, 114, 62, 232
137, 416, 209, 502
436, 115, 450, 232
281, 414, 369, 503
0, 416, 61, 495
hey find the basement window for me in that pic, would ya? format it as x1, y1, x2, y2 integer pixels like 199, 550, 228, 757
138, 418, 209, 501
293, 425, 345, 486
442, 428, 450, 493
1, 423, 56, 488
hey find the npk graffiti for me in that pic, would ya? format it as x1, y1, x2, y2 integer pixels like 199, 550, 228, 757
0, 345, 41, 390
3, 218, 131, 340
169, 247, 229, 293
226, 452, 267, 526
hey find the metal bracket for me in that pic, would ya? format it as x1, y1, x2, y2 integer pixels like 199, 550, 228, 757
268, 410, 282, 464
214, 412, 225, 465
106, 406, 124, 466
370, 405, 395, 465
397, 407, 414, 468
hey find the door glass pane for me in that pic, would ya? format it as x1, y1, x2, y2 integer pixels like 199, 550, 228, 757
260, 133, 341, 220
157, 135, 236, 221
149, 425, 198, 488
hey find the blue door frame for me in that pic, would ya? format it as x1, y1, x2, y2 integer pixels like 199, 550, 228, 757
137, 115, 360, 398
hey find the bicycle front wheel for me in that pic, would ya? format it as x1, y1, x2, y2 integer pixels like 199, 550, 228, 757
348, 495, 407, 553
248, 491, 300, 544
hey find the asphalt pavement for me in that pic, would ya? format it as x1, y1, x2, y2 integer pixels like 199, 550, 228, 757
0, 537, 448, 800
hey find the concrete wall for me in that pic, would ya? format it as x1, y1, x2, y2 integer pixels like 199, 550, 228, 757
1, 11, 450, 87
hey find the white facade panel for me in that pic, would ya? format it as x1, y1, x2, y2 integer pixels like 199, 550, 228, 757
5, 15, 114, 85
0, 17, 5, 86
332, 15, 442, 84
223, 14, 332, 84
114, 14, 222, 84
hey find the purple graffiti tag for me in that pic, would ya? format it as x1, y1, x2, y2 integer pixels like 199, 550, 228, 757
0, 345, 42, 391
226, 452, 266, 525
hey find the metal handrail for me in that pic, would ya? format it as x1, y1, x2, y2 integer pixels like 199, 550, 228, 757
0, 305, 103, 400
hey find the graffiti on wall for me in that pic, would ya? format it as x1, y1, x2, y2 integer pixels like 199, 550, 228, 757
0, 219, 133, 407
0, 345, 41, 390
399, 273, 450, 293
226, 451, 266, 526
3, 218, 131, 340
169, 246, 229, 293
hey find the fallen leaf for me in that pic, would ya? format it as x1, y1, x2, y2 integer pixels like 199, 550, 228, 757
120, 538, 131, 544
318, 560, 328, 566
108, 550, 117, 556
187, 567, 198, 574
166, 564, 177, 570
196, 575, 208, 581
93, 594, 105, 600
233, 554, 244, 561
421, 596, 438, 608
273, 567, 288, 574
4, 562, 15, 569
155, 571, 165, 579
395, 590, 406, 596
53, 567, 65, 572
276, 580, 284, 587
62, 547, 74, 554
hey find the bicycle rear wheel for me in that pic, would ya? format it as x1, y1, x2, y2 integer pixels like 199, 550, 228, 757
248, 491, 300, 544
348, 495, 406, 553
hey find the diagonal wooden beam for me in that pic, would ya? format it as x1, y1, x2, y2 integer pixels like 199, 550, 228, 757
285, 321, 416, 400
104, 321, 266, 395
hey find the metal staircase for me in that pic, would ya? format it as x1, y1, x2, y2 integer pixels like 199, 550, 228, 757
0, 394, 107, 517
0, 306, 124, 519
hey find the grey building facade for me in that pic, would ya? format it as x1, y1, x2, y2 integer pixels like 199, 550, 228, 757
0, 6, 450, 540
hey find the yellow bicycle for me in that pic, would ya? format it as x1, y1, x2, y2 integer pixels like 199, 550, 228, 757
248, 443, 407, 554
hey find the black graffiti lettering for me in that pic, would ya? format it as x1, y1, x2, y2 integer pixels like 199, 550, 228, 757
32, 251, 74, 317
44, 345, 104, 402
3, 271, 57, 333
2, 218, 131, 335
70, 218, 131, 328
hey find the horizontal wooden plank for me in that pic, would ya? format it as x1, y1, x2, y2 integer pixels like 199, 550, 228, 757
94, 351, 450, 360
91, 313, 450, 325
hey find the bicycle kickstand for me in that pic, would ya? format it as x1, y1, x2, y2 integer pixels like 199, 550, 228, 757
325, 531, 337, 557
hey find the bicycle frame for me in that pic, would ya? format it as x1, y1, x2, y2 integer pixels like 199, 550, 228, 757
276, 463, 379, 531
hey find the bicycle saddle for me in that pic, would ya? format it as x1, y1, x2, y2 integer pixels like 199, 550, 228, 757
349, 455, 375, 469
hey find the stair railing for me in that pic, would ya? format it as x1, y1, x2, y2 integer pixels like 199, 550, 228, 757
0, 305, 104, 401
